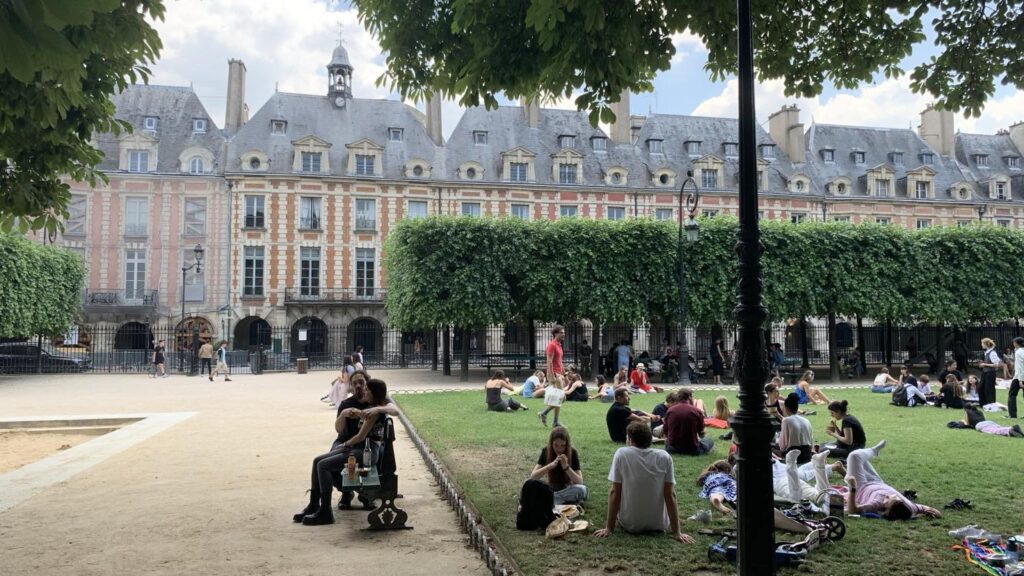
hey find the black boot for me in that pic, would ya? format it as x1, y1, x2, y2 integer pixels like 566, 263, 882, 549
292, 490, 319, 523
302, 492, 335, 526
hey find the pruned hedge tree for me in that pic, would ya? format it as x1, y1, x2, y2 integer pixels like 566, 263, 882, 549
0, 234, 86, 337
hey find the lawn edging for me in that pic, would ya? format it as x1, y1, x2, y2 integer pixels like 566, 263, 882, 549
396, 404, 522, 576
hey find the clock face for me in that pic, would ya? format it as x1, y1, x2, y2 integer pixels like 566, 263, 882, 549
335, 96, 346, 108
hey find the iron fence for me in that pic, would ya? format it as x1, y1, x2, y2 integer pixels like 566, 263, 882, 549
2, 318, 1021, 376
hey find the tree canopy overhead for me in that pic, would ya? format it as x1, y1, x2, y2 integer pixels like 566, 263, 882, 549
354, 0, 1021, 122
0, 0, 164, 236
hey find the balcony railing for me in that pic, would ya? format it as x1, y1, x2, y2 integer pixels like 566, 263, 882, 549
284, 287, 387, 304
82, 289, 159, 312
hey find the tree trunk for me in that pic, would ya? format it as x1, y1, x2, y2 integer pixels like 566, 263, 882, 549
459, 327, 470, 382
442, 325, 451, 376
799, 317, 810, 369
884, 320, 893, 367
591, 323, 601, 380
828, 312, 839, 382
528, 319, 537, 370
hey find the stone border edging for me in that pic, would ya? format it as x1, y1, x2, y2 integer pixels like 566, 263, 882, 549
395, 406, 521, 576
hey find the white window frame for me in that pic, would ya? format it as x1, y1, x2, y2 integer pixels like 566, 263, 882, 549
355, 198, 377, 231
461, 202, 481, 217
996, 181, 1007, 200
388, 128, 404, 142
65, 194, 87, 236
558, 163, 578, 185
559, 205, 578, 218
1008, 157, 1020, 169
875, 179, 890, 197
128, 150, 149, 173
760, 144, 775, 159
300, 246, 321, 297
509, 162, 528, 182
822, 149, 835, 163
124, 197, 148, 236
184, 198, 207, 236
355, 248, 376, 298
916, 219, 931, 230
921, 153, 934, 165
407, 200, 428, 219
559, 135, 576, 149
124, 248, 146, 301
648, 139, 663, 154
724, 143, 739, 156
606, 206, 625, 221
854, 151, 865, 165
192, 118, 207, 134
997, 219, 1011, 228
790, 213, 806, 224
891, 152, 903, 166
355, 154, 375, 176
189, 156, 204, 175
271, 120, 287, 134
243, 246, 265, 297
143, 116, 158, 132
510, 204, 530, 219
299, 197, 322, 230
592, 137, 607, 152
875, 217, 890, 225
301, 151, 322, 173
473, 131, 488, 145
244, 195, 265, 228
975, 155, 989, 167
915, 181, 929, 199
686, 141, 701, 155
701, 169, 717, 189
655, 208, 673, 221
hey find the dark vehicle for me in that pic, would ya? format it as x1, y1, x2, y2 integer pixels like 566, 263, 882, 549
0, 342, 92, 374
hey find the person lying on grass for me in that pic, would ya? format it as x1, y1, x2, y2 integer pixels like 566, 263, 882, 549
771, 449, 845, 509
593, 421, 694, 543
696, 460, 736, 518
842, 441, 942, 520
530, 426, 588, 505
962, 405, 1024, 438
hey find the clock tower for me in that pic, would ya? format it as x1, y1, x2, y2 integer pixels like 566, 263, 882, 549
328, 40, 353, 108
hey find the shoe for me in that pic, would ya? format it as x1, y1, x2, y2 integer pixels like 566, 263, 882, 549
719, 432, 733, 441
943, 498, 973, 511
1010, 425, 1024, 438
209, 376, 213, 382
337, 492, 354, 510
538, 412, 547, 427
359, 495, 375, 510
804, 410, 817, 416
302, 494, 335, 526
902, 490, 918, 502
293, 490, 320, 522
225, 378, 232, 382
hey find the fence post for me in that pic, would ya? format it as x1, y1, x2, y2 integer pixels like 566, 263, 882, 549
856, 316, 865, 363
528, 320, 537, 371
460, 326, 470, 382
443, 325, 451, 376
591, 323, 600, 380
431, 327, 438, 371
827, 312, 839, 382
799, 317, 810, 369
884, 320, 893, 367
934, 324, 946, 374
36, 334, 43, 374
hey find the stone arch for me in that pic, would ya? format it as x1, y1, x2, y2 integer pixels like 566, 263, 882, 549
291, 316, 328, 360
114, 321, 152, 350
234, 316, 272, 351
174, 316, 215, 353
348, 317, 383, 361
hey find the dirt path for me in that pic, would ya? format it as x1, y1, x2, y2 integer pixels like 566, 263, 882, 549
0, 371, 488, 576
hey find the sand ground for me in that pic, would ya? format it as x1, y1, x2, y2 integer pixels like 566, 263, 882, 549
0, 369, 489, 576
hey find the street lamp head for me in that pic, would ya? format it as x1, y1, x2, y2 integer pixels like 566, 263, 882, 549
685, 215, 700, 243
193, 244, 205, 264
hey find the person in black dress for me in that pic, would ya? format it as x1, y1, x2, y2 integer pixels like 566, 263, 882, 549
821, 400, 865, 459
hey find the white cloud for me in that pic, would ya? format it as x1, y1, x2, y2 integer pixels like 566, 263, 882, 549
670, 31, 705, 65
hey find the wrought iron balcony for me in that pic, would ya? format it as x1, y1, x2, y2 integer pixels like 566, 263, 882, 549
82, 289, 159, 312
283, 287, 387, 304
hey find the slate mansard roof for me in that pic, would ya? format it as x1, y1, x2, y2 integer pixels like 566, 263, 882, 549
802, 124, 971, 199
955, 132, 1024, 198
95, 85, 225, 173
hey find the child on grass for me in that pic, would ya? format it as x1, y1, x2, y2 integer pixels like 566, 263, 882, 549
696, 460, 736, 518
539, 375, 565, 427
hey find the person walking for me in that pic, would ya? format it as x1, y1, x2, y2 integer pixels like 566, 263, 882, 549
546, 325, 565, 381
710, 338, 726, 385
198, 340, 214, 377
978, 337, 1001, 407
153, 339, 167, 378
1009, 337, 1024, 419
211, 341, 232, 382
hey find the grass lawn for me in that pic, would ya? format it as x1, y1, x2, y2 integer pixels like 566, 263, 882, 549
396, 386, 1024, 576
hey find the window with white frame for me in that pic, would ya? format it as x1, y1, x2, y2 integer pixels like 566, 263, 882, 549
606, 206, 625, 220
559, 163, 578, 184
300, 247, 320, 296
355, 154, 375, 176
701, 169, 717, 189
355, 198, 376, 230
65, 194, 87, 236
299, 197, 322, 230
509, 162, 528, 182
189, 156, 204, 175
559, 135, 576, 149
853, 151, 865, 165
192, 118, 207, 134
271, 120, 287, 134
957, 187, 970, 200
724, 143, 739, 156
244, 195, 265, 228
790, 213, 806, 224
916, 181, 929, 199
916, 219, 931, 229
355, 248, 375, 297
920, 153, 934, 165
890, 151, 903, 166
609, 170, 624, 185
957, 220, 971, 228
655, 208, 673, 221
703, 210, 719, 218
243, 246, 264, 296
835, 182, 848, 194
795, 180, 805, 192
407, 200, 428, 219
1008, 156, 1020, 169
510, 204, 530, 219
592, 137, 607, 152
301, 151, 322, 173
124, 197, 148, 236
184, 198, 207, 236
182, 248, 205, 301
473, 131, 488, 145
997, 219, 1011, 228
996, 181, 1007, 200
560, 205, 578, 218
875, 179, 890, 197
143, 116, 158, 132
760, 144, 775, 158
124, 249, 146, 301
128, 150, 149, 173
388, 128, 404, 142
875, 217, 891, 225
686, 141, 701, 155
974, 154, 989, 167
822, 149, 835, 162
648, 139, 663, 154
461, 202, 481, 217
832, 216, 851, 223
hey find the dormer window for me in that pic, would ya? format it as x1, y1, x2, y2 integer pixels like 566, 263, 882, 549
821, 149, 835, 163
920, 153, 934, 165
915, 181, 930, 199
853, 151, 865, 165
473, 131, 488, 145
837, 182, 847, 194
648, 139, 663, 154
143, 116, 158, 133
759, 144, 775, 159
249, 157, 262, 170
996, 181, 1007, 200
686, 141, 701, 155
724, 143, 739, 156
889, 151, 903, 166
559, 135, 576, 149
388, 128, 404, 142
302, 151, 322, 173
592, 137, 607, 152
795, 180, 805, 192
272, 120, 287, 134
355, 154, 375, 176
1006, 156, 1020, 169
192, 118, 207, 134
973, 154, 989, 167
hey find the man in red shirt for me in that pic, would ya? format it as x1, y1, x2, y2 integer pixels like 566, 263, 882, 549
664, 388, 714, 455
546, 325, 565, 380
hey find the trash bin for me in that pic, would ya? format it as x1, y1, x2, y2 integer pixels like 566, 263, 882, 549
297, 357, 308, 374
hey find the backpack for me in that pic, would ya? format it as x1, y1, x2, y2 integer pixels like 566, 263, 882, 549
516, 479, 557, 531
891, 384, 909, 406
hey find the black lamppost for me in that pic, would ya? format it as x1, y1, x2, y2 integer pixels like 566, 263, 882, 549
978, 204, 987, 222
677, 171, 699, 386
732, 0, 776, 572
179, 244, 204, 372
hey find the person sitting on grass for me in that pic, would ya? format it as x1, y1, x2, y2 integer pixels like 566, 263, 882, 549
613, 366, 630, 389
900, 373, 932, 407
530, 426, 588, 505
294, 378, 392, 526
696, 460, 736, 518
664, 388, 714, 456
605, 388, 653, 443
652, 391, 678, 438
589, 375, 618, 402
630, 362, 664, 393
765, 380, 784, 423
841, 441, 943, 520
593, 421, 695, 543
775, 393, 814, 464
964, 374, 981, 404
935, 374, 965, 409
705, 396, 731, 429
796, 370, 831, 405
564, 371, 589, 401
521, 370, 547, 399
820, 400, 866, 460
871, 367, 899, 393
538, 376, 565, 427
485, 370, 528, 412
936, 360, 963, 390
961, 405, 1024, 438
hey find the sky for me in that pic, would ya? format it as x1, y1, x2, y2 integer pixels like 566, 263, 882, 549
147, 0, 1023, 140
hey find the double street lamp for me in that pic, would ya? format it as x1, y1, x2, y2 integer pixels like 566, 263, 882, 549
179, 244, 204, 373
677, 171, 700, 386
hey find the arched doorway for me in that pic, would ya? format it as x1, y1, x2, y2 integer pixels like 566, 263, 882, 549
114, 322, 152, 350
234, 316, 272, 351
291, 316, 328, 361
174, 317, 214, 352
348, 317, 382, 363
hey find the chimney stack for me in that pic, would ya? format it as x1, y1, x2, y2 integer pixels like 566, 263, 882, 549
519, 96, 540, 128
768, 105, 805, 163
609, 89, 631, 144
1009, 121, 1024, 156
426, 92, 443, 145
224, 59, 247, 136
918, 104, 955, 157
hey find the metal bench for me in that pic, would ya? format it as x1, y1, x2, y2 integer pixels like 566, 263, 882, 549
477, 354, 545, 377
